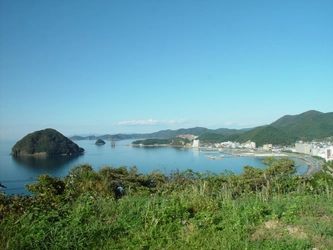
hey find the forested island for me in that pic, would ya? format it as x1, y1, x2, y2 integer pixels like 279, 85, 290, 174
11, 128, 84, 156
95, 139, 106, 145
131, 137, 190, 147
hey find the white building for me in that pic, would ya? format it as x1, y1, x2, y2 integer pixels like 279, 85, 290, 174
263, 144, 273, 151
240, 140, 256, 149
295, 142, 311, 154
192, 140, 199, 148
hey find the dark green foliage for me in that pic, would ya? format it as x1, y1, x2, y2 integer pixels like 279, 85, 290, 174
12, 128, 84, 155
170, 137, 190, 146
95, 138, 105, 145
132, 138, 172, 145
271, 110, 333, 140
132, 137, 189, 146
222, 133, 241, 142
26, 174, 66, 198
198, 132, 226, 142
237, 125, 295, 146
203, 111, 333, 144
271, 110, 323, 127
146, 127, 209, 139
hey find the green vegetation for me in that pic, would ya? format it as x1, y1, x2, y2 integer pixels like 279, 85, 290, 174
198, 126, 295, 146
71, 111, 333, 145
132, 138, 172, 145
1, 159, 333, 249
197, 132, 226, 142
12, 128, 84, 156
170, 137, 190, 146
271, 110, 333, 141
95, 139, 106, 145
132, 137, 189, 146
237, 125, 295, 146
199, 110, 333, 145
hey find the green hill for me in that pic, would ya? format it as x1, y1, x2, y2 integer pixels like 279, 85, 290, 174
271, 110, 333, 140
197, 132, 227, 142
12, 128, 85, 156
198, 126, 294, 146
144, 127, 209, 139
70, 110, 333, 145
237, 125, 294, 146
198, 111, 332, 145
270, 110, 322, 127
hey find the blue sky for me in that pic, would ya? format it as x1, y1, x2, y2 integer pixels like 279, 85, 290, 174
0, 0, 332, 140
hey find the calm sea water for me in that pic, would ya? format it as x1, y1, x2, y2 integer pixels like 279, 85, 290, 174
0, 139, 307, 195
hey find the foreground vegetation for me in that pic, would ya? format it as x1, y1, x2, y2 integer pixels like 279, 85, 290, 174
1, 158, 333, 249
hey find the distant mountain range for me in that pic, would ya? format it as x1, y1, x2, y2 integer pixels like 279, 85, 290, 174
69, 127, 251, 141
70, 110, 333, 146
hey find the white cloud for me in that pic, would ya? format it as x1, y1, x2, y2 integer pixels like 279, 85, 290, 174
117, 119, 186, 126
117, 119, 158, 125
225, 121, 234, 126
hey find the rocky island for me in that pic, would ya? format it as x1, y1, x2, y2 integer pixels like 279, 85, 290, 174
11, 128, 85, 156
95, 139, 106, 145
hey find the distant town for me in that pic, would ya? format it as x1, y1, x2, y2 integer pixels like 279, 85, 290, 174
72, 110, 333, 163
192, 137, 333, 162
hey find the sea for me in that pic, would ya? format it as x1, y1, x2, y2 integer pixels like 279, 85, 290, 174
0, 139, 308, 195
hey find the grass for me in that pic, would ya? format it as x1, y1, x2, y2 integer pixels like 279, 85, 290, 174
1, 158, 333, 249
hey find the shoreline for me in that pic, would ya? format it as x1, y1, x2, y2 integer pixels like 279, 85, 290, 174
128, 143, 323, 177
129, 144, 323, 177
222, 150, 323, 177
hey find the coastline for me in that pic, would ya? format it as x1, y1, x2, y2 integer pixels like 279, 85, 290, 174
222, 150, 323, 177
130, 144, 323, 177
10, 152, 85, 157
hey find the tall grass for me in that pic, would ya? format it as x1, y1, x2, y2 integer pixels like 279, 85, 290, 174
1, 159, 333, 249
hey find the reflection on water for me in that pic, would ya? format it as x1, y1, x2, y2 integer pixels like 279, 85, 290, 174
0, 139, 309, 195
12, 154, 81, 171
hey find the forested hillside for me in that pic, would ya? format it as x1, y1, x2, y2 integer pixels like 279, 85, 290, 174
70, 110, 333, 145
198, 111, 332, 145
271, 110, 333, 140
12, 129, 84, 156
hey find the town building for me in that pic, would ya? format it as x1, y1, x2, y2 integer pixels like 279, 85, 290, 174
192, 139, 199, 148
295, 142, 312, 154
263, 144, 273, 151
295, 141, 333, 161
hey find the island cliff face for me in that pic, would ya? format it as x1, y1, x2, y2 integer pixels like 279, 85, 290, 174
12, 128, 85, 156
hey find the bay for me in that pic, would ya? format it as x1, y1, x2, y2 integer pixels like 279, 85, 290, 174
0, 139, 308, 195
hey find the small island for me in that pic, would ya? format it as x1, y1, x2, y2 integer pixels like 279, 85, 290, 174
95, 139, 106, 145
11, 128, 85, 156
131, 137, 190, 147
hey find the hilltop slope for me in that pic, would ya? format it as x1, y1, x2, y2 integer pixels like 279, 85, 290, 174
271, 110, 333, 140
198, 110, 332, 145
